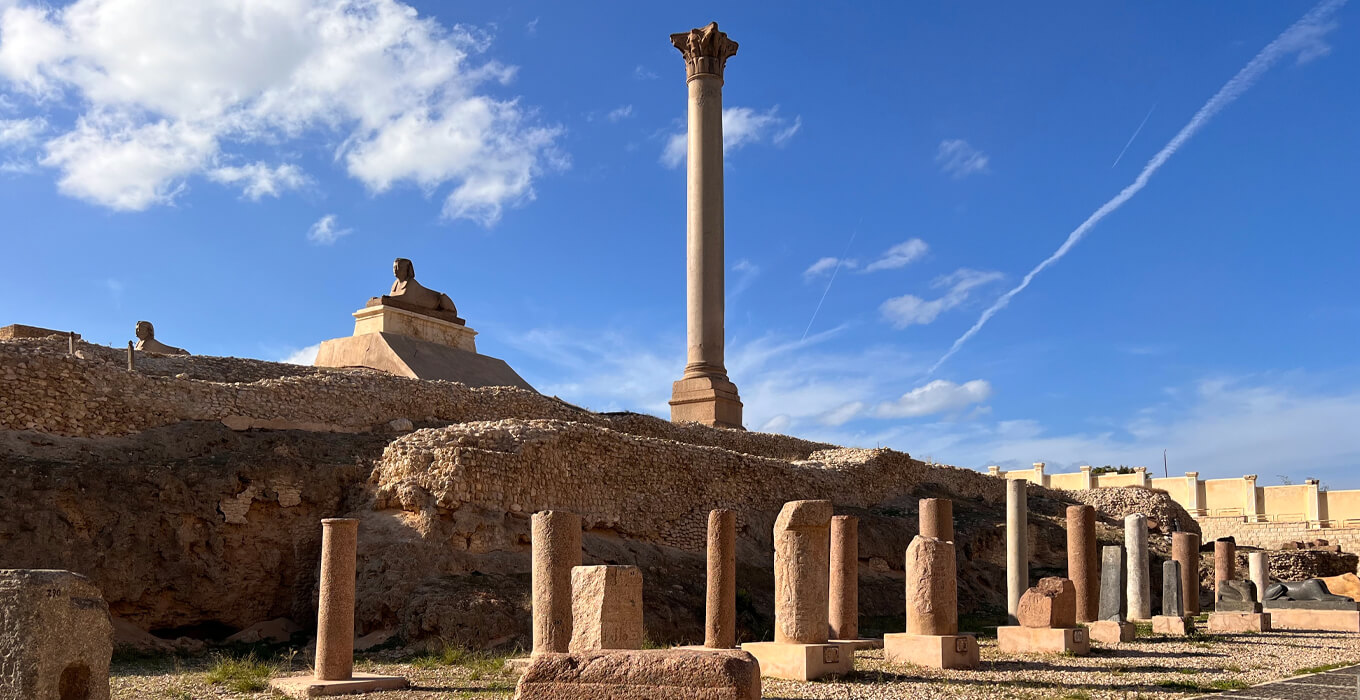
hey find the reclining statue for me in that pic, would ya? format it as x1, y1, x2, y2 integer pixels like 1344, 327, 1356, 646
133, 321, 189, 355
1215, 580, 1261, 612
1264, 579, 1355, 603
367, 257, 465, 324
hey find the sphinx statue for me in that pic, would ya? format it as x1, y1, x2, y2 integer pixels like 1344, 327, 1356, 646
367, 258, 465, 325
1215, 579, 1260, 612
133, 321, 188, 355
1263, 579, 1359, 609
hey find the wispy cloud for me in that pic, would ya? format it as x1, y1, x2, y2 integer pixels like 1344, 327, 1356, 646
804, 256, 856, 281
1111, 104, 1157, 168
863, 238, 928, 272
876, 379, 992, 418
661, 106, 801, 168
307, 214, 352, 245
0, 116, 45, 145
208, 161, 309, 200
935, 139, 989, 179
634, 65, 658, 80
730, 258, 760, 299
880, 268, 1003, 328
280, 343, 320, 365
606, 105, 634, 123
928, 0, 1348, 375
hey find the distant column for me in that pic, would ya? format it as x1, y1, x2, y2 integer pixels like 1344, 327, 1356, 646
829, 515, 859, 641
1214, 538, 1236, 598
1185, 472, 1202, 514
919, 498, 953, 541
704, 509, 737, 649
1006, 480, 1029, 625
1248, 552, 1269, 604
1066, 505, 1098, 623
315, 518, 359, 681
1172, 532, 1202, 615
1125, 514, 1151, 620
773, 500, 832, 644
532, 510, 582, 654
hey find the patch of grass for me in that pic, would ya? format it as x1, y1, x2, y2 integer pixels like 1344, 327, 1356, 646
1223, 664, 1242, 673
1156, 679, 1206, 691
1175, 667, 1200, 675
1134, 621, 1154, 636
1294, 662, 1351, 675
406, 642, 516, 680
1209, 679, 1250, 690
204, 653, 275, 694
1059, 692, 1092, 700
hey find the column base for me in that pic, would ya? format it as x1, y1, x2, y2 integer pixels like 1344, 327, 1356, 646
883, 633, 979, 670
997, 626, 1090, 656
1208, 612, 1271, 633
830, 638, 883, 651
1265, 608, 1360, 632
1151, 616, 1192, 636
739, 641, 853, 681
1087, 620, 1136, 644
670, 375, 743, 429
269, 673, 409, 698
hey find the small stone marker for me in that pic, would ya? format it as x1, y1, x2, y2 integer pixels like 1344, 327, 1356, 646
1172, 532, 1202, 615
1152, 560, 1192, 635
126, 341, 134, 371
998, 577, 1090, 655
569, 565, 643, 652
1125, 513, 1151, 621
884, 536, 980, 669
705, 509, 737, 649
1091, 545, 1135, 644
0, 569, 113, 700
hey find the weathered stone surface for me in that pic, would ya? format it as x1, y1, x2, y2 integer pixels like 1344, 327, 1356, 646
570, 566, 643, 652
1172, 532, 1201, 615
133, 320, 188, 356
1207, 612, 1270, 633
1162, 560, 1183, 617
533, 511, 582, 654
1099, 546, 1126, 622
1088, 620, 1135, 644
828, 515, 859, 640
1017, 577, 1076, 629
996, 625, 1090, 655
1215, 538, 1236, 596
1217, 580, 1261, 612
773, 500, 832, 645
905, 536, 957, 636
704, 509, 737, 649
1125, 513, 1150, 620
1066, 505, 1097, 623
1006, 480, 1028, 625
0, 569, 112, 700
1248, 552, 1269, 603
919, 498, 953, 542
1152, 615, 1190, 636
516, 649, 760, 699
315, 518, 359, 681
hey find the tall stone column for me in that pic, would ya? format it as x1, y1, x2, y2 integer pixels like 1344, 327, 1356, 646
1214, 538, 1236, 598
773, 500, 832, 644
1125, 514, 1151, 621
705, 509, 737, 649
919, 498, 953, 541
668, 22, 743, 429
532, 510, 582, 654
1066, 505, 1098, 623
315, 518, 359, 681
1248, 552, 1269, 603
1006, 480, 1028, 625
1172, 532, 1201, 615
829, 515, 859, 640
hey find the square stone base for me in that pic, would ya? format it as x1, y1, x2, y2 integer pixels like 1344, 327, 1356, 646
996, 626, 1090, 656
739, 641, 853, 681
1208, 612, 1271, 633
270, 673, 409, 698
1087, 620, 1135, 644
353, 304, 476, 351
830, 638, 883, 651
883, 633, 979, 670
670, 375, 743, 429
1266, 608, 1360, 632
1152, 616, 1192, 636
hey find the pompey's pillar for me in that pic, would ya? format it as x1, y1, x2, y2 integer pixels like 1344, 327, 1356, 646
668, 22, 743, 429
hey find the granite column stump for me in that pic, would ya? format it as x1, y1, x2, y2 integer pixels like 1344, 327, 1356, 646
1006, 480, 1029, 625
532, 511, 583, 655
829, 515, 879, 650
920, 498, 954, 542
1248, 553, 1269, 604
1066, 505, 1098, 623
705, 509, 737, 649
1152, 560, 1192, 636
1089, 545, 1135, 644
1125, 514, 1151, 621
1172, 532, 1202, 615
1214, 538, 1236, 598
884, 536, 979, 669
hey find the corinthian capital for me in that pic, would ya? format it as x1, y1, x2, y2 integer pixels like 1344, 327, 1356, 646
670, 22, 738, 80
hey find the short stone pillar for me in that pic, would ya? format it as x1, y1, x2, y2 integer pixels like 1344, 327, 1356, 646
1006, 479, 1029, 625
1066, 505, 1098, 623
705, 509, 737, 649
1124, 514, 1151, 621
997, 577, 1090, 655
533, 510, 583, 654
828, 515, 867, 645
884, 536, 979, 669
570, 565, 644, 652
1248, 552, 1269, 604
515, 649, 762, 699
0, 569, 113, 700
1172, 532, 1202, 615
919, 498, 953, 541
740, 500, 853, 681
1089, 545, 1135, 644
1214, 538, 1236, 598
1152, 560, 1191, 636
271, 519, 407, 698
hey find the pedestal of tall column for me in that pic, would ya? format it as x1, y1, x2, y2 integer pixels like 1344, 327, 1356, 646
669, 22, 743, 430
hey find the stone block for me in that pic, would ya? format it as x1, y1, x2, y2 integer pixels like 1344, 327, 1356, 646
669, 376, 743, 429
1017, 578, 1076, 629
314, 331, 533, 390
1152, 615, 1192, 636
739, 641, 853, 681
996, 626, 1090, 656
1208, 612, 1271, 633
351, 304, 477, 351
269, 673, 410, 698
570, 565, 643, 652
516, 649, 760, 699
0, 569, 113, 700
1087, 620, 1135, 644
883, 633, 979, 670
1266, 608, 1360, 632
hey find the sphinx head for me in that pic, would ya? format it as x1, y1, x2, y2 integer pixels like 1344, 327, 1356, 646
393, 258, 415, 281
134, 321, 154, 341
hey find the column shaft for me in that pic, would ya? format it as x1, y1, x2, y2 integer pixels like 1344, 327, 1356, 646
1125, 514, 1151, 620
829, 515, 859, 640
1248, 552, 1269, 603
1005, 480, 1028, 625
704, 509, 737, 648
1066, 505, 1098, 623
919, 498, 954, 542
315, 518, 358, 681
532, 511, 582, 654
1172, 532, 1201, 615
684, 74, 726, 377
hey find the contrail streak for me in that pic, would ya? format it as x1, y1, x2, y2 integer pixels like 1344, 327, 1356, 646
927, 0, 1347, 376
802, 229, 857, 341
1111, 103, 1157, 168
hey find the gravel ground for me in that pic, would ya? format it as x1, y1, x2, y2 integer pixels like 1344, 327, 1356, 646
111, 629, 1360, 699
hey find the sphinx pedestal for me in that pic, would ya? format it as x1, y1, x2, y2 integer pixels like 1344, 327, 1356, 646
670, 375, 743, 428
997, 626, 1090, 656
1087, 620, 1136, 644
1208, 612, 1271, 633
1266, 608, 1360, 632
883, 633, 979, 670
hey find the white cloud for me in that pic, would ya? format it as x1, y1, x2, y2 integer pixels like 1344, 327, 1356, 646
821, 401, 865, 426
307, 214, 351, 245
661, 106, 800, 168
280, 343, 321, 365
0, 0, 562, 222
633, 65, 658, 81
606, 105, 633, 123
863, 238, 928, 272
935, 139, 989, 179
880, 268, 1002, 328
876, 379, 992, 418
208, 161, 309, 200
0, 116, 44, 145
803, 256, 856, 281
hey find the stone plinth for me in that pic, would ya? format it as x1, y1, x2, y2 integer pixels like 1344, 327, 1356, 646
1088, 620, 1135, 644
533, 511, 582, 654
0, 569, 112, 700
883, 633, 979, 670
1172, 532, 1201, 615
828, 515, 859, 641
352, 304, 476, 351
1067, 505, 1098, 623
270, 674, 410, 698
1208, 612, 1271, 633
739, 641, 853, 681
705, 509, 737, 649
1006, 479, 1029, 625
1018, 578, 1076, 629
570, 565, 644, 652
515, 649, 761, 700
996, 626, 1090, 656
670, 376, 743, 429
1125, 514, 1150, 621
920, 498, 954, 541
1152, 616, 1192, 636
1266, 608, 1360, 632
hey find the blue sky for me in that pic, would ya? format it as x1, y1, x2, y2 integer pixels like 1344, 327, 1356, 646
2, 1, 1358, 487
